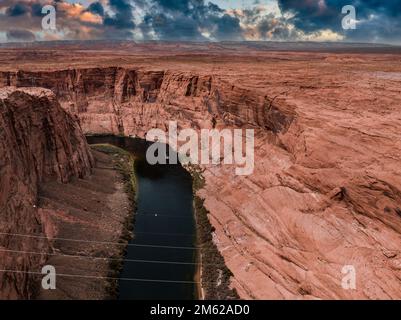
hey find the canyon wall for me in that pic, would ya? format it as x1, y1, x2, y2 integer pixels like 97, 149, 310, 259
0, 68, 294, 136
0, 87, 93, 299
1, 65, 401, 299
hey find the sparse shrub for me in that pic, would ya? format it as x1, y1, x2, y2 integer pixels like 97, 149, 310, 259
188, 164, 240, 300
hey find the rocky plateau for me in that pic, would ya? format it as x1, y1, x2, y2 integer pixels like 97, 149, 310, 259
0, 43, 401, 299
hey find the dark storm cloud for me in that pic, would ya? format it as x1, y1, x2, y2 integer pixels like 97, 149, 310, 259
31, 3, 44, 17
210, 14, 243, 40
136, 0, 244, 40
141, 13, 205, 40
0, 0, 401, 43
278, 0, 401, 43
155, 0, 191, 12
104, 0, 135, 29
87, 2, 105, 17
6, 3, 29, 16
6, 29, 36, 41
278, 0, 340, 32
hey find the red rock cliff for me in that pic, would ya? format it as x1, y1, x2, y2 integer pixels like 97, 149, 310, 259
1, 62, 401, 300
0, 68, 294, 136
0, 87, 93, 299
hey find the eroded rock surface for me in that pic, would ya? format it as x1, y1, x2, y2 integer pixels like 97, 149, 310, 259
1, 48, 401, 299
0, 87, 93, 298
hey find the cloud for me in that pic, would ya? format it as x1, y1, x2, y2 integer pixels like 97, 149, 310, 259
6, 29, 36, 41
87, 2, 105, 17
210, 14, 243, 41
104, 0, 135, 30
6, 3, 30, 17
137, 0, 244, 41
0, 1, 113, 41
229, 7, 299, 41
278, 0, 401, 44
257, 14, 299, 40
0, 0, 400, 43
141, 13, 206, 41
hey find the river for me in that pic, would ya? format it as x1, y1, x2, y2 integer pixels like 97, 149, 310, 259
86, 135, 198, 300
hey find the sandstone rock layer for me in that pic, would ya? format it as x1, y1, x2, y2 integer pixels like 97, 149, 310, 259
1, 48, 401, 299
0, 87, 93, 299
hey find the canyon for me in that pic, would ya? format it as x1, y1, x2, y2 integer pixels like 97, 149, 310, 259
0, 43, 401, 299
0, 87, 91, 298
0, 86, 133, 299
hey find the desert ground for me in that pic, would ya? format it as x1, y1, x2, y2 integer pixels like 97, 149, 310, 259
1, 41, 401, 299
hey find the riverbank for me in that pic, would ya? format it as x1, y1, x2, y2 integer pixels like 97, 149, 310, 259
37, 145, 136, 299
88, 138, 238, 300
88, 135, 198, 299
90, 144, 137, 297
187, 165, 240, 300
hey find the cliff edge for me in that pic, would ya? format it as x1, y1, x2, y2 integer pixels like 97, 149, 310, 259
0, 87, 93, 298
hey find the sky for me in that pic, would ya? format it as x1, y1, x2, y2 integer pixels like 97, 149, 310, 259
0, 0, 400, 44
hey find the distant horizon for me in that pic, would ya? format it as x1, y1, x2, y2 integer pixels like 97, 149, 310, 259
1, 39, 400, 48
2, 39, 401, 56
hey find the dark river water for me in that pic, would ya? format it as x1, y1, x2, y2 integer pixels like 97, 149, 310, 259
86, 136, 198, 300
